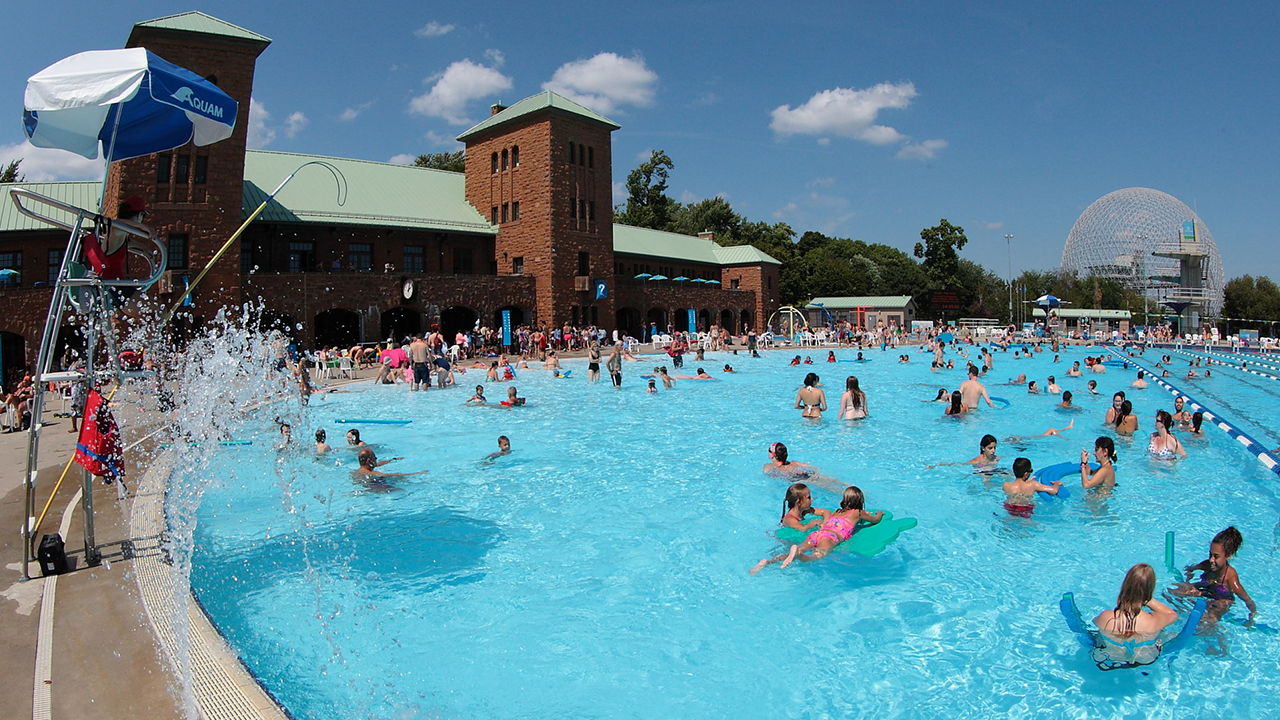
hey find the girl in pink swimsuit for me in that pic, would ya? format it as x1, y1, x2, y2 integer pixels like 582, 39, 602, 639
752, 486, 884, 573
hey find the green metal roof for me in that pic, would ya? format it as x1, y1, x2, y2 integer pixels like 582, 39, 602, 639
457, 91, 620, 143
0, 181, 101, 232
613, 224, 781, 267
807, 296, 916, 310
1032, 308, 1131, 319
243, 150, 494, 234
133, 11, 271, 44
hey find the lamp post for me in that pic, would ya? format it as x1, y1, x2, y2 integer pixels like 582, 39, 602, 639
1005, 234, 1014, 325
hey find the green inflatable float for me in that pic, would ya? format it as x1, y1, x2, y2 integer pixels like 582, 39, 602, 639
774, 511, 917, 557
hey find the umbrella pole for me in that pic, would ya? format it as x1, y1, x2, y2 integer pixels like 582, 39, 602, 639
95, 104, 123, 213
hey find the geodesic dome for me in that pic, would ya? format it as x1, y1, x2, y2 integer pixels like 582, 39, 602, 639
1060, 187, 1224, 315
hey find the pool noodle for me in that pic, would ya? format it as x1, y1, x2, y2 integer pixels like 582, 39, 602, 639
334, 419, 413, 425
1059, 593, 1207, 657
1029, 461, 1095, 500
1165, 531, 1177, 576
158, 440, 252, 448
990, 396, 1011, 408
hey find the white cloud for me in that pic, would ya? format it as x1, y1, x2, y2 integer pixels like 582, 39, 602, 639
425, 130, 461, 148
409, 59, 513, 125
339, 101, 374, 121
285, 111, 308, 138
388, 154, 415, 166
897, 138, 947, 160
986, 221, 1004, 230
542, 53, 658, 115
680, 190, 700, 204
807, 177, 835, 188
771, 82, 917, 145
693, 92, 720, 106
612, 180, 627, 203
415, 21, 455, 38
773, 202, 798, 219
484, 49, 505, 67
247, 98, 275, 149
0, 140, 104, 182
816, 138, 831, 146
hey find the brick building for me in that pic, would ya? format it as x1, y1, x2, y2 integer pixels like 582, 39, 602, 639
0, 11, 779, 381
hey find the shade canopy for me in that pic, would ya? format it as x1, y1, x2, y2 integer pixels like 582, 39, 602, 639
23, 48, 238, 162
649, 275, 669, 281
1034, 294, 1062, 308
706, 279, 721, 285
633, 273, 652, 279
672, 276, 689, 282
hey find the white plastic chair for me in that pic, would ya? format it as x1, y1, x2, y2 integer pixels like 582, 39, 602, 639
337, 357, 354, 378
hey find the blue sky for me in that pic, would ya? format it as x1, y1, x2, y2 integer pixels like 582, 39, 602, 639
3, 1, 1277, 281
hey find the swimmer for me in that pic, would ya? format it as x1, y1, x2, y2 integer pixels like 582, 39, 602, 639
751, 486, 883, 572
1132, 371, 1148, 389
1176, 527, 1257, 627
1087, 379, 1098, 394
1189, 411, 1204, 436
776, 482, 831, 532
278, 422, 292, 447
1057, 390, 1075, 409
346, 428, 367, 447
763, 442, 818, 477
723, 364, 735, 373
1009, 373, 1027, 385
466, 385, 487, 404
827, 350, 836, 363
353, 447, 423, 481
928, 433, 1000, 470
694, 368, 714, 379
657, 366, 675, 389
1113, 400, 1138, 436
838, 376, 868, 420
1046, 376, 1061, 394
1171, 396, 1192, 427
1002, 457, 1061, 516
1186, 369, 1197, 379
931, 388, 950, 402
960, 365, 994, 409
1148, 410, 1187, 459
803, 356, 814, 364
488, 435, 512, 458
944, 390, 967, 416
647, 379, 658, 393
1027, 380, 1039, 393
790, 355, 801, 366
1092, 563, 1178, 664
857, 352, 866, 362
1104, 392, 1127, 424
501, 386, 526, 407
1081, 436, 1117, 490
795, 373, 827, 419
1067, 361, 1083, 377
486, 362, 499, 381
315, 429, 331, 454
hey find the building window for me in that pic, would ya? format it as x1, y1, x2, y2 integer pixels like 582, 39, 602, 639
491, 152, 498, 174
512, 256, 524, 275
167, 233, 188, 270
588, 146, 594, 168
348, 243, 373, 271
193, 156, 208, 184
501, 203, 509, 223
768, 275, 773, 289
578, 252, 589, 277
615, 262, 623, 275
572, 306, 580, 326
403, 245, 424, 273
511, 201, 520, 220
491, 206, 499, 224
568, 141, 575, 164
512, 145, 519, 167
288, 242, 315, 273
157, 154, 171, 184
175, 154, 190, 184
47, 248, 63, 285
569, 197, 577, 218
453, 248, 474, 274
240, 241, 254, 274
588, 201, 595, 221
731, 278, 740, 289
579, 199, 586, 220
578, 143, 585, 166
501, 148, 509, 171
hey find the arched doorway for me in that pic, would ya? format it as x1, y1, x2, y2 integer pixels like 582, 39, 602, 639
494, 306, 527, 331
698, 309, 711, 332
646, 307, 667, 333
615, 307, 642, 338
314, 309, 361, 349
720, 309, 734, 331
441, 306, 477, 340
381, 307, 422, 342
740, 309, 753, 333
0, 331, 27, 389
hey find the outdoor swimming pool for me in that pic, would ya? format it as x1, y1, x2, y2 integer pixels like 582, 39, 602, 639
184, 344, 1280, 719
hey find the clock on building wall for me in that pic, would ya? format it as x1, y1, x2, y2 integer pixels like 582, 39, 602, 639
402, 278, 415, 300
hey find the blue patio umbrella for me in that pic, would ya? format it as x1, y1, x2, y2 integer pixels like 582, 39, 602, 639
1034, 294, 1062, 308
634, 273, 652, 279
649, 274, 669, 281
706, 279, 721, 285
691, 278, 707, 283
24, 47, 238, 168
672, 276, 689, 282
0, 269, 19, 277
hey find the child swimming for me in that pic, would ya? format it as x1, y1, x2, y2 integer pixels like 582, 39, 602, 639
1001, 457, 1061, 517
776, 482, 831, 532
762, 442, 818, 478
1178, 526, 1257, 626
1092, 563, 1178, 667
751, 486, 883, 572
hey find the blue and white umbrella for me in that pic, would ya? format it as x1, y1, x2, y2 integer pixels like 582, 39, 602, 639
649, 274, 669, 281
23, 48, 237, 163
1034, 294, 1062, 308
634, 273, 652, 279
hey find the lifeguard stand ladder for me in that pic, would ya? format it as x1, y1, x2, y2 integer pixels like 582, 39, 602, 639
9, 188, 166, 581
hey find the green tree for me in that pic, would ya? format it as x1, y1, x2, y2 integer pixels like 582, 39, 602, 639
614, 150, 678, 231
1223, 275, 1280, 322
0, 159, 22, 183
913, 219, 969, 290
413, 150, 466, 172
670, 196, 741, 240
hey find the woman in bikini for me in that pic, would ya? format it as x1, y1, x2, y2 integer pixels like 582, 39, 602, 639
1092, 563, 1178, 667
794, 372, 827, 419
838, 375, 867, 420
1148, 410, 1187, 459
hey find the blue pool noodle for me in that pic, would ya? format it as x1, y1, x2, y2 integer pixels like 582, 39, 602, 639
1059, 593, 1207, 658
334, 419, 412, 425
1029, 461, 1097, 500
989, 396, 1011, 408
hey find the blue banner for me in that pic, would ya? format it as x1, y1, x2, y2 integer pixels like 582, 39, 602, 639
1182, 221, 1196, 241
688, 308, 697, 332
595, 280, 608, 299
502, 310, 511, 346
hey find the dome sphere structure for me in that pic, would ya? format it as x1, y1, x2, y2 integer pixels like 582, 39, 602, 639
1061, 187, 1224, 316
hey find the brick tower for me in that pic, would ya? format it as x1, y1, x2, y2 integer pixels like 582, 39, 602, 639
458, 92, 618, 330
106, 11, 270, 319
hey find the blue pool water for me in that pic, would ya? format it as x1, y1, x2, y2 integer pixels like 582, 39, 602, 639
187, 344, 1280, 719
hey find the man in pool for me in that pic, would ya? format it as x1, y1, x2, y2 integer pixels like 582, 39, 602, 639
960, 365, 995, 410
1132, 371, 1148, 389
409, 335, 431, 391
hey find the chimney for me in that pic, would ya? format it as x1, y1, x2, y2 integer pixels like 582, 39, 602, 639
698, 231, 714, 242
490, 103, 507, 116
